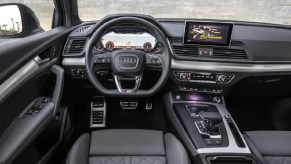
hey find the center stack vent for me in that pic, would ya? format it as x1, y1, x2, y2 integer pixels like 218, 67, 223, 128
171, 38, 250, 61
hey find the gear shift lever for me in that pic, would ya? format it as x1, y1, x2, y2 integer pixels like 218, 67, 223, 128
199, 111, 223, 131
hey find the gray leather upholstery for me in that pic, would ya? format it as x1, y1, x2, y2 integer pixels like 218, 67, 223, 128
90, 129, 165, 156
164, 133, 190, 164
245, 131, 291, 164
66, 133, 90, 164
89, 156, 166, 164
264, 157, 291, 164
66, 129, 190, 164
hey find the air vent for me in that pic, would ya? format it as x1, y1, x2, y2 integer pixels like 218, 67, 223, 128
172, 45, 248, 60
170, 37, 183, 43
172, 45, 199, 56
68, 39, 87, 54
76, 25, 93, 33
213, 48, 248, 59
230, 41, 244, 47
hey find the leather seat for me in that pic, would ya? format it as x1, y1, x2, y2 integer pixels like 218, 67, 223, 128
66, 129, 190, 164
244, 131, 291, 164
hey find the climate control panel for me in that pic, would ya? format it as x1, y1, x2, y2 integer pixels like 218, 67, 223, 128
173, 71, 234, 84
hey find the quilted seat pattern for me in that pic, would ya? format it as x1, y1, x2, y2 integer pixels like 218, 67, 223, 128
89, 156, 166, 164
264, 157, 291, 164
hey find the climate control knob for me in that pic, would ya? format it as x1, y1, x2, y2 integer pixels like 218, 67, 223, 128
180, 73, 189, 80
217, 75, 228, 83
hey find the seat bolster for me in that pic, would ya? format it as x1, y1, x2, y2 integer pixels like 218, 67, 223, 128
66, 133, 90, 164
245, 131, 291, 156
90, 129, 165, 156
243, 134, 267, 164
164, 133, 190, 164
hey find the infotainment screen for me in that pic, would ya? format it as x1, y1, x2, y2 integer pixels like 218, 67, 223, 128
183, 21, 233, 46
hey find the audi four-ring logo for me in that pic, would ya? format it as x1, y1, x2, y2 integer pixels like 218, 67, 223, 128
120, 56, 138, 64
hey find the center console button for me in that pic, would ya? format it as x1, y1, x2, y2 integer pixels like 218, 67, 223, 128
204, 139, 213, 145
213, 96, 221, 103
212, 139, 222, 145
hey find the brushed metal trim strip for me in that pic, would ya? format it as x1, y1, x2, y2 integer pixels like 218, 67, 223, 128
172, 59, 291, 73
62, 57, 85, 66
0, 58, 40, 103
63, 57, 291, 73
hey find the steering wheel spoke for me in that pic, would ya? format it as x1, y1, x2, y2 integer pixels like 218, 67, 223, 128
113, 75, 143, 93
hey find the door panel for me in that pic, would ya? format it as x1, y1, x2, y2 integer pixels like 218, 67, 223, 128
0, 26, 72, 164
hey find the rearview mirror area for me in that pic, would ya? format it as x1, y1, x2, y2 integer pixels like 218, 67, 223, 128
0, 5, 22, 36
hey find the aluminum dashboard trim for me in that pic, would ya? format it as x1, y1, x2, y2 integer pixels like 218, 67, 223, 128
63, 57, 291, 73
172, 59, 291, 73
62, 57, 85, 66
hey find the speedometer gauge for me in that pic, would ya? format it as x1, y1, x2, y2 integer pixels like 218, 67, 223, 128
105, 41, 114, 51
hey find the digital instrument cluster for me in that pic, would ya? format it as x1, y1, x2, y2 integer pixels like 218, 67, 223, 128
95, 32, 162, 53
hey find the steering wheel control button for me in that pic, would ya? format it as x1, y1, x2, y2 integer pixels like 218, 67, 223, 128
146, 56, 161, 65
95, 56, 111, 64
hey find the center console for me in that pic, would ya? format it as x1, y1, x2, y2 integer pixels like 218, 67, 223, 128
163, 92, 260, 164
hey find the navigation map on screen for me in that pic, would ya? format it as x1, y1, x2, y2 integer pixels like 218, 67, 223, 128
184, 22, 233, 46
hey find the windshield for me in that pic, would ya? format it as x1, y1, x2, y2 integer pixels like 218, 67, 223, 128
78, 0, 291, 25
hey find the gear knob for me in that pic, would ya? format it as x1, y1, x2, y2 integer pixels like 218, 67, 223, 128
199, 111, 223, 130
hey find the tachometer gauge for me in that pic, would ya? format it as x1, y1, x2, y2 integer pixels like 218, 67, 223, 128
143, 42, 152, 52
105, 41, 114, 51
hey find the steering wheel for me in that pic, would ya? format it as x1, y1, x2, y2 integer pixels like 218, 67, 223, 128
85, 17, 171, 97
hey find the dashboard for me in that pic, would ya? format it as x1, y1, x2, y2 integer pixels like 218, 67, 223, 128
61, 15, 291, 95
